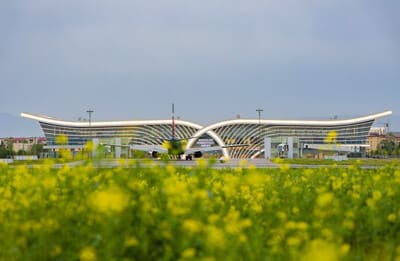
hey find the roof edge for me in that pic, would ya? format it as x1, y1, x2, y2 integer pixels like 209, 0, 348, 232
20, 112, 204, 130
21, 110, 392, 128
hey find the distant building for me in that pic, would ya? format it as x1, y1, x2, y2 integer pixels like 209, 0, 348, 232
367, 131, 400, 153
0, 137, 46, 153
369, 127, 387, 136
21, 111, 392, 159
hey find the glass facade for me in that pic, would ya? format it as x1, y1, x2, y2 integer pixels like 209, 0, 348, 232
211, 120, 374, 158
40, 120, 374, 158
40, 122, 200, 146
22, 111, 389, 159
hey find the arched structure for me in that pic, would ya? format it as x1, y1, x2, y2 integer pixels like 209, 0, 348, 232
22, 110, 392, 159
186, 111, 392, 159
20, 113, 204, 147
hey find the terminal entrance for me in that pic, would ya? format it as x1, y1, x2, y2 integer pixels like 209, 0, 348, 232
264, 137, 300, 159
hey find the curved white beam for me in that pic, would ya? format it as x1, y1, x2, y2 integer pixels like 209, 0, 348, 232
186, 131, 230, 159
251, 149, 265, 159
21, 112, 229, 157
21, 112, 204, 130
22, 110, 392, 160
199, 110, 392, 130
186, 110, 392, 155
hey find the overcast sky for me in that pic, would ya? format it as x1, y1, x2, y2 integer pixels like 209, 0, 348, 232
1, 0, 399, 134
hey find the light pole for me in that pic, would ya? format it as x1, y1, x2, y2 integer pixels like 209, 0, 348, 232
256, 108, 263, 124
86, 110, 94, 127
256, 108, 264, 158
86, 110, 94, 139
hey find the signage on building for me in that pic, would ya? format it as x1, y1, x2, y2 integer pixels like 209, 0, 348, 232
196, 139, 215, 147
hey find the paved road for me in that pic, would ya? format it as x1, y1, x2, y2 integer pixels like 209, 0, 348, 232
172, 159, 278, 168
92, 159, 383, 169
92, 158, 279, 168
14, 159, 384, 169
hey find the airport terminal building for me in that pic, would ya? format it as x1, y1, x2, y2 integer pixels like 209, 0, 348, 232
21, 111, 392, 159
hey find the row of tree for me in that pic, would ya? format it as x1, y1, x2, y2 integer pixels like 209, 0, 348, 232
0, 139, 44, 158
371, 139, 400, 157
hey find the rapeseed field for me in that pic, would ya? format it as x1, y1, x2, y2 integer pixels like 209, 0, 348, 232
0, 160, 399, 260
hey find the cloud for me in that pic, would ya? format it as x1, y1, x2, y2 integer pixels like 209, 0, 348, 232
8, 1, 396, 69
0, 0, 399, 126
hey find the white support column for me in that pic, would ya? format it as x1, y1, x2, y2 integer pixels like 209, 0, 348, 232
92, 138, 99, 158
288, 137, 294, 159
115, 138, 121, 159
264, 137, 271, 159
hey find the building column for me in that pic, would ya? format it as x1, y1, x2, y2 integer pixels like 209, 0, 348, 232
115, 138, 121, 159
288, 137, 294, 159
264, 137, 271, 159
92, 138, 99, 158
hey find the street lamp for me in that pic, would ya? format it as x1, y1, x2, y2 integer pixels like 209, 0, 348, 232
256, 108, 263, 124
256, 108, 264, 158
86, 110, 94, 139
86, 110, 94, 127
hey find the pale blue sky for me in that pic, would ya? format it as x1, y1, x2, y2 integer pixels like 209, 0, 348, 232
1, 0, 399, 136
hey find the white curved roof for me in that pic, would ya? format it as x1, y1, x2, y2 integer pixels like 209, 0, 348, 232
20, 112, 204, 130
22, 110, 392, 160
206, 110, 392, 128
21, 112, 230, 157
22, 110, 392, 128
185, 110, 392, 149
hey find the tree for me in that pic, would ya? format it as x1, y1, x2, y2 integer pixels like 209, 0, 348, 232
30, 144, 44, 157
0, 143, 14, 158
373, 139, 399, 157
381, 140, 396, 156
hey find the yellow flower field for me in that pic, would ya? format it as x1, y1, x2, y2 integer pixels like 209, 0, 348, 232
0, 161, 400, 260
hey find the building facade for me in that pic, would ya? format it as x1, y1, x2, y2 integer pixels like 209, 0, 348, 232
367, 132, 400, 154
21, 111, 392, 159
0, 137, 46, 153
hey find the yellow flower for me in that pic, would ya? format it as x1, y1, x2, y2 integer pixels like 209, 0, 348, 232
55, 134, 68, 145
317, 192, 334, 207
251, 203, 263, 213
388, 213, 396, 223
84, 140, 94, 152
277, 211, 287, 220
181, 248, 196, 259
128, 180, 148, 191
166, 164, 176, 174
340, 244, 350, 255
287, 236, 301, 246
239, 234, 248, 243
206, 226, 225, 249
343, 219, 355, 230
285, 221, 297, 230
89, 187, 128, 214
196, 158, 207, 168
321, 229, 334, 241
324, 130, 337, 144
50, 245, 62, 257
182, 219, 202, 233
208, 214, 220, 224
297, 222, 309, 230
79, 246, 96, 261
302, 239, 338, 261
372, 191, 382, 201
239, 159, 248, 167
279, 164, 290, 172
16, 237, 27, 248
124, 236, 139, 248
42, 177, 57, 189
193, 189, 208, 200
